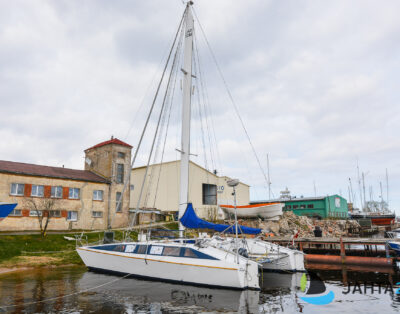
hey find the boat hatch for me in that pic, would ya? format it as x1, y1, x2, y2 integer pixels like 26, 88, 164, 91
89, 244, 218, 260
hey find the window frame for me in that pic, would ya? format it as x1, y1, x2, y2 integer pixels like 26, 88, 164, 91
9, 209, 22, 216
93, 190, 104, 201
68, 188, 80, 199
49, 210, 61, 218
116, 163, 124, 184
51, 186, 63, 198
92, 211, 103, 218
116, 192, 122, 212
10, 183, 25, 196
29, 210, 43, 217
117, 152, 125, 159
67, 211, 78, 221
202, 183, 217, 205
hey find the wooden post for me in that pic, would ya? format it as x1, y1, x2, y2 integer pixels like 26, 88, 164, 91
340, 237, 346, 264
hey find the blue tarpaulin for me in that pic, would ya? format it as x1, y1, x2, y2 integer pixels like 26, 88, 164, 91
0, 203, 17, 219
179, 203, 261, 235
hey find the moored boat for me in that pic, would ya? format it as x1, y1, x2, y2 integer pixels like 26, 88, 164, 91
350, 213, 395, 226
220, 203, 283, 221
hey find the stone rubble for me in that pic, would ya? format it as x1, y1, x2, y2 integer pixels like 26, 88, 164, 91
239, 211, 361, 237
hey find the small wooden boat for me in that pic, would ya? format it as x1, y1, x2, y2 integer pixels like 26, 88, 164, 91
220, 203, 283, 221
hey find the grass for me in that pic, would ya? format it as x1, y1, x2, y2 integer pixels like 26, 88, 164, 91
0, 230, 138, 268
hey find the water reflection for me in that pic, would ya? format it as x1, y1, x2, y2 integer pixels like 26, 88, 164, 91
0, 267, 259, 313
2, 267, 400, 313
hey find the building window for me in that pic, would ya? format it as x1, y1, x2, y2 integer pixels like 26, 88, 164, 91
93, 190, 104, 201
300, 204, 306, 209
10, 183, 25, 196
51, 186, 63, 198
116, 192, 122, 212
307, 204, 314, 209
286, 205, 291, 209
29, 210, 43, 217
293, 205, 299, 209
9, 209, 22, 216
31, 185, 44, 197
69, 188, 80, 199
202, 184, 217, 205
67, 211, 78, 221
92, 211, 103, 218
118, 152, 125, 159
49, 210, 61, 218
116, 164, 124, 184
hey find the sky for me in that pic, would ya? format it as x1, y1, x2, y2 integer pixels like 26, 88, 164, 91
1, 0, 399, 213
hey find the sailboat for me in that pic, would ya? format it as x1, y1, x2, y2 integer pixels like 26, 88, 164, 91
219, 203, 284, 221
77, 2, 260, 290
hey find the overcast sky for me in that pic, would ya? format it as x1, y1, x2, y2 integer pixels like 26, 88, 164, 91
1, 0, 399, 213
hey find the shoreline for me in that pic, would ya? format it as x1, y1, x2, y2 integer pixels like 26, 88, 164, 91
0, 264, 84, 276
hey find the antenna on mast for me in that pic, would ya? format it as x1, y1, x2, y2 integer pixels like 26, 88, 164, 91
267, 153, 271, 200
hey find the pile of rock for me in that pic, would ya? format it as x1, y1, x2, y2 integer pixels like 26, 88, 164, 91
239, 211, 361, 237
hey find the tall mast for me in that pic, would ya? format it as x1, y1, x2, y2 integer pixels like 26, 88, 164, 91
267, 153, 271, 200
178, 3, 194, 238
386, 168, 389, 210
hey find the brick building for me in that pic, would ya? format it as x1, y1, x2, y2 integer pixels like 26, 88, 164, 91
0, 137, 132, 231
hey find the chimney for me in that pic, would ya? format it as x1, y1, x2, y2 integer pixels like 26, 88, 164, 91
111, 135, 114, 140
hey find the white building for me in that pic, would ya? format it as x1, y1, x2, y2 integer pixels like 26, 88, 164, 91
130, 160, 249, 220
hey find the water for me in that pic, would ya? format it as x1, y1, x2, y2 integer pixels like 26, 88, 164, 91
1, 266, 400, 313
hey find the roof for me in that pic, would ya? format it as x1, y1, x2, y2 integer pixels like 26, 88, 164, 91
85, 137, 133, 151
0, 160, 110, 184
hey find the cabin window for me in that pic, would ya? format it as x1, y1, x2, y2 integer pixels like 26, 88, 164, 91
9, 209, 22, 216
163, 247, 181, 257
136, 245, 148, 254
307, 204, 314, 209
116, 164, 124, 183
93, 190, 104, 201
10, 183, 25, 196
183, 248, 198, 258
202, 184, 217, 205
149, 246, 164, 255
92, 211, 103, 218
51, 186, 63, 198
31, 185, 44, 197
116, 192, 122, 212
67, 211, 78, 221
69, 188, 80, 199
125, 244, 136, 253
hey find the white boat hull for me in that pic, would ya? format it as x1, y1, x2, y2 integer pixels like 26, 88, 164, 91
220, 203, 283, 221
77, 242, 260, 290
208, 237, 305, 272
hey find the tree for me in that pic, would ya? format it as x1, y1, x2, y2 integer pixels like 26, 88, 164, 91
24, 198, 63, 237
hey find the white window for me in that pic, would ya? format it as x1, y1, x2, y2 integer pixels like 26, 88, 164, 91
10, 183, 25, 196
31, 185, 44, 197
93, 190, 104, 201
29, 210, 43, 217
9, 209, 22, 216
116, 192, 122, 212
67, 211, 78, 221
51, 186, 63, 198
125, 244, 136, 253
92, 211, 103, 218
150, 246, 164, 255
69, 188, 80, 199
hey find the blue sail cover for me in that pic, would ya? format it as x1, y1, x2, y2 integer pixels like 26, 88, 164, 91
180, 203, 261, 235
0, 203, 17, 220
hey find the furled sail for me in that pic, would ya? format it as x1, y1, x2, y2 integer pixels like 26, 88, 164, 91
180, 203, 261, 235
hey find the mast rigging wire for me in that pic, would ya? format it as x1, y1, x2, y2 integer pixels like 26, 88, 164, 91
192, 7, 271, 197
110, 7, 187, 229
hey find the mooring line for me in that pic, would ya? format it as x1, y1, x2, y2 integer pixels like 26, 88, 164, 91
0, 272, 131, 310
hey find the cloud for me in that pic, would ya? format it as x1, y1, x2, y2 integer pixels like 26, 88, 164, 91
0, 0, 399, 212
